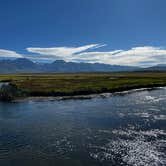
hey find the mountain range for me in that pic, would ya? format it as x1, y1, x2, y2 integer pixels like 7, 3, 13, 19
0, 58, 165, 73
143, 64, 166, 71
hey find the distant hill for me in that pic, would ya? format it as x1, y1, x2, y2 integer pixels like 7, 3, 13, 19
0, 58, 140, 73
0, 58, 39, 73
0, 58, 166, 73
143, 64, 166, 71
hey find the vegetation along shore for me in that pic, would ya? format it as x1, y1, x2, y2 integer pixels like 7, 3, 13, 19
0, 72, 166, 101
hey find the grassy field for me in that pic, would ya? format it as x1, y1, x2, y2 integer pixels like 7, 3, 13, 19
0, 72, 166, 97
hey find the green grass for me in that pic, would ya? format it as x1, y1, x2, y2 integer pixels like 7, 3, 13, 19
0, 72, 166, 97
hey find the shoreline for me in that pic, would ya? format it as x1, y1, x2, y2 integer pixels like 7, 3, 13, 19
13, 86, 166, 102
1, 72, 166, 102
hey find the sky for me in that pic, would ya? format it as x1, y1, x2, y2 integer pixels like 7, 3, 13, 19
0, 0, 166, 67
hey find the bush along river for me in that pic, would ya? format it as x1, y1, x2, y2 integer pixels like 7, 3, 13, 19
0, 83, 27, 101
0, 87, 166, 166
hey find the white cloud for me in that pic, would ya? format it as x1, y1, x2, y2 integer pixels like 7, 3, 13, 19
0, 49, 23, 58
26, 45, 166, 67
1, 45, 166, 67
26, 44, 105, 58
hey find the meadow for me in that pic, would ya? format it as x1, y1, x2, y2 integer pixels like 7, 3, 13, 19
0, 72, 166, 97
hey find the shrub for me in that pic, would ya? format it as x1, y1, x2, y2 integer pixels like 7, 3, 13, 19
0, 83, 25, 101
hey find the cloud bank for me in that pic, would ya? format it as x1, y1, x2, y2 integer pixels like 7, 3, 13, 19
26, 44, 105, 61
0, 44, 166, 67
0, 49, 23, 58
26, 45, 166, 67
76, 46, 166, 67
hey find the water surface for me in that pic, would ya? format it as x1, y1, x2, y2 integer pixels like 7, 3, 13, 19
0, 88, 166, 166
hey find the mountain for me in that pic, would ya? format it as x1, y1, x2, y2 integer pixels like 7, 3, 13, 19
0, 58, 40, 73
143, 64, 166, 71
0, 58, 139, 73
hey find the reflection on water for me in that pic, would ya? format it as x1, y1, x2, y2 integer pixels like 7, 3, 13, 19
0, 88, 166, 166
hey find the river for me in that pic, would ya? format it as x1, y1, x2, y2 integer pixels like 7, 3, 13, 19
0, 88, 166, 166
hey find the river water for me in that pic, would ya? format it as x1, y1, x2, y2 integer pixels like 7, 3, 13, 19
0, 88, 166, 166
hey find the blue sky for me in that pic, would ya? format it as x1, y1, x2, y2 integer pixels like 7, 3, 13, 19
0, 0, 166, 66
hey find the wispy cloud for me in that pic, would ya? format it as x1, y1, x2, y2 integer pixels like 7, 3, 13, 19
26, 44, 105, 59
76, 46, 166, 67
0, 49, 23, 58
26, 45, 166, 67
0, 44, 166, 67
